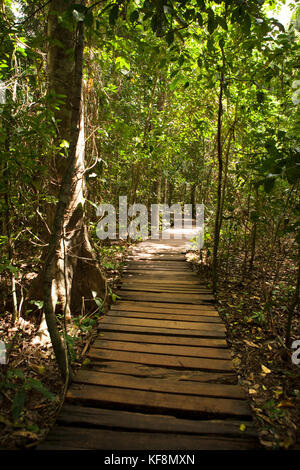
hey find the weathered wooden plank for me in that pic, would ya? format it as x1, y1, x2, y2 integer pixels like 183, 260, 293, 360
116, 291, 215, 304
111, 301, 217, 313
88, 348, 233, 371
92, 339, 231, 360
122, 270, 198, 278
73, 370, 245, 399
121, 278, 205, 286
99, 315, 225, 332
56, 405, 258, 438
125, 261, 191, 268
99, 322, 226, 338
127, 254, 187, 261
97, 330, 228, 348
66, 384, 251, 418
91, 361, 236, 383
107, 310, 223, 323
118, 285, 211, 294
39, 426, 258, 450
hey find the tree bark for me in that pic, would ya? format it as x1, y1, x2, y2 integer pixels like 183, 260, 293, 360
212, 65, 225, 294
27, 0, 106, 330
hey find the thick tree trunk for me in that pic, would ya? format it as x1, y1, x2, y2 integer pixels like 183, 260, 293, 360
28, 0, 106, 328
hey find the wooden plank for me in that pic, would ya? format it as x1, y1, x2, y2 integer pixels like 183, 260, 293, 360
116, 291, 215, 304
87, 348, 233, 371
56, 404, 258, 438
107, 310, 223, 323
73, 370, 245, 399
124, 268, 193, 274
66, 384, 251, 418
127, 255, 187, 261
99, 322, 226, 338
92, 339, 231, 360
118, 285, 211, 294
111, 301, 217, 313
121, 278, 205, 286
97, 331, 228, 348
91, 361, 236, 383
121, 284, 207, 291
122, 270, 199, 278
123, 271, 199, 278
39, 426, 258, 450
99, 316, 225, 332
125, 261, 191, 267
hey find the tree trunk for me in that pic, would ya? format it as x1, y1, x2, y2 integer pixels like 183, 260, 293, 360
212, 65, 225, 294
27, 0, 106, 328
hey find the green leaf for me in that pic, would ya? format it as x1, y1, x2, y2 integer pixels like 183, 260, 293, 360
207, 9, 215, 34
94, 297, 103, 309
29, 300, 44, 310
25, 378, 55, 401
158, 57, 167, 69
197, 13, 203, 27
11, 369, 25, 381
130, 10, 139, 23
84, 10, 94, 27
219, 37, 225, 49
242, 13, 251, 35
72, 9, 85, 22
196, 0, 205, 9
59, 139, 69, 148
12, 388, 26, 422
6, 265, 19, 276
115, 56, 130, 71
218, 16, 227, 30
111, 293, 120, 303
263, 176, 275, 193
109, 4, 119, 26
166, 30, 174, 46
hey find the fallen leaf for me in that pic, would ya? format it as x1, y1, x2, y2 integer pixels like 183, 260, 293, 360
249, 388, 257, 395
261, 365, 271, 374
12, 430, 38, 441
244, 340, 259, 348
0, 414, 12, 427
240, 423, 246, 432
277, 400, 294, 408
280, 437, 294, 449
82, 358, 91, 366
260, 439, 275, 449
232, 357, 241, 367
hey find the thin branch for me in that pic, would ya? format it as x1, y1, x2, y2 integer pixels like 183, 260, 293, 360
13, 0, 52, 26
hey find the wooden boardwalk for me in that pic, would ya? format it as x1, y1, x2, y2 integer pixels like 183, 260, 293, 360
40, 234, 260, 450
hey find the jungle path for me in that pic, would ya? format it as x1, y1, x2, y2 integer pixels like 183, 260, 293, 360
39, 226, 260, 450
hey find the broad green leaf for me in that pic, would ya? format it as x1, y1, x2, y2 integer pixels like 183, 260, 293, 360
197, 13, 203, 27
130, 10, 139, 23
109, 4, 119, 26
166, 30, 174, 46
207, 9, 215, 35
12, 388, 26, 422
29, 300, 44, 310
26, 378, 56, 401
